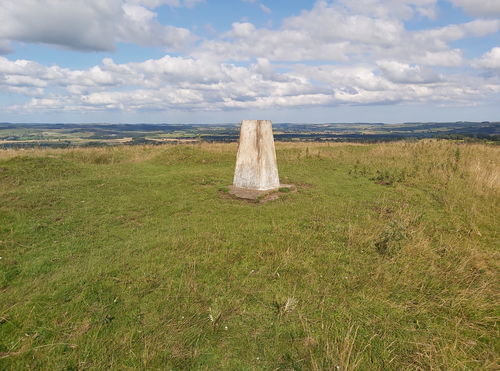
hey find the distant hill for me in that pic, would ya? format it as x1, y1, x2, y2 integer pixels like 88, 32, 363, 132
0, 121, 498, 148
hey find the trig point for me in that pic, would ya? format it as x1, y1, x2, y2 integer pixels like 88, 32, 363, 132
233, 120, 280, 191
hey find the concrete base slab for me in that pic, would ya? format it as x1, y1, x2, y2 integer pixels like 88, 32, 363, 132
227, 184, 296, 202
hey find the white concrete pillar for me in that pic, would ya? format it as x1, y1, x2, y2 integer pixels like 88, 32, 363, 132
233, 120, 280, 191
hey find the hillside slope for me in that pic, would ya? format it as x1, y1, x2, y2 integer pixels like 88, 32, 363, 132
1, 141, 499, 369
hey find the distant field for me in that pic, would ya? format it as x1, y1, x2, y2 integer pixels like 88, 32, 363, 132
0, 141, 499, 369
1, 121, 499, 148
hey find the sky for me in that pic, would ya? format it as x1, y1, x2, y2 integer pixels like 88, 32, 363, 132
0, 0, 499, 124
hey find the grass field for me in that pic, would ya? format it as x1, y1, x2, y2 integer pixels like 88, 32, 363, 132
0, 141, 499, 370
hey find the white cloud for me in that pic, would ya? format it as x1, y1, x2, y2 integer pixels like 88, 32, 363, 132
0, 0, 196, 52
2, 53, 498, 114
230, 22, 257, 38
192, 2, 498, 68
377, 61, 442, 83
338, 0, 438, 20
119, 4, 195, 49
259, 4, 271, 14
473, 47, 500, 70
183, 0, 204, 8
283, 2, 405, 47
3, 74, 48, 88
193, 1, 409, 62
194, 23, 351, 62
125, 0, 180, 8
4, 86, 45, 96
110, 0, 204, 9
448, 0, 500, 18
1, 1, 499, 116
414, 19, 500, 44
0, 57, 57, 79
416, 50, 464, 67
1, 55, 323, 112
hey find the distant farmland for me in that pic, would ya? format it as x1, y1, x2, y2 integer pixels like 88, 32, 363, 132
0, 121, 498, 148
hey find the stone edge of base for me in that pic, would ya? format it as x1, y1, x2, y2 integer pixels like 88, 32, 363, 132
226, 184, 296, 201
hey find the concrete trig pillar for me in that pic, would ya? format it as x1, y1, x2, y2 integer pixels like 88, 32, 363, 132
233, 120, 280, 191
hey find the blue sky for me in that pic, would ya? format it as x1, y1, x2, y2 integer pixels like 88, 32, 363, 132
0, 0, 499, 123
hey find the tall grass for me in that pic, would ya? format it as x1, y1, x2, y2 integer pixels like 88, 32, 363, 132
0, 140, 498, 369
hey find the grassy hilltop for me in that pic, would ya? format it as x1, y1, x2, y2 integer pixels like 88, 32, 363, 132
0, 141, 499, 369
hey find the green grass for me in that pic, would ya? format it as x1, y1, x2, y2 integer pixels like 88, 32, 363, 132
0, 141, 499, 370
